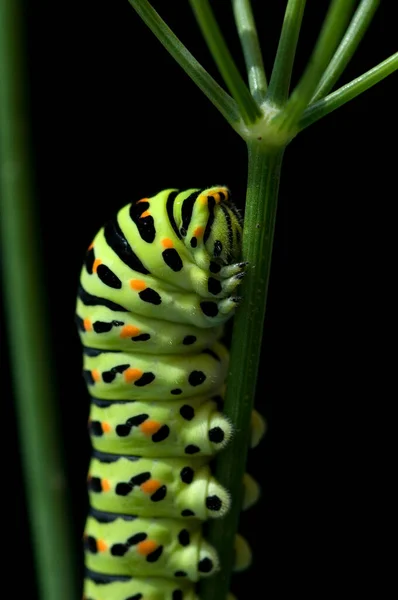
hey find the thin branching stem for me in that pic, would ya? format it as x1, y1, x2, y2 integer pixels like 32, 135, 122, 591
266, 0, 306, 106
300, 52, 398, 129
189, 0, 262, 125
232, 0, 267, 103
275, 0, 357, 131
127, 0, 240, 125
311, 0, 380, 102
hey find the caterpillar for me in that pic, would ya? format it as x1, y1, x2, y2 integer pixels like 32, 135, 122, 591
76, 186, 265, 600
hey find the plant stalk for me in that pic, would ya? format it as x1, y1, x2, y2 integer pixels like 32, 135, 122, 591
199, 142, 285, 600
0, 2, 79, 599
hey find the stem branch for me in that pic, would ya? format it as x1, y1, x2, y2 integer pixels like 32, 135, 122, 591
189, 0, 262, 125
277, 0, 357, 130
127, 0, 240, 125
266, 0, 307, 106
300, 52, 398, 128
311, 0, 380, 102
232, 0, 267, 103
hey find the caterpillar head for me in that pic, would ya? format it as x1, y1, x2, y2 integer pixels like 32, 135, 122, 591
180, 186, 243, 267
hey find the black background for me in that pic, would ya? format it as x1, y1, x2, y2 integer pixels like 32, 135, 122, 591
1, 1, 396, 597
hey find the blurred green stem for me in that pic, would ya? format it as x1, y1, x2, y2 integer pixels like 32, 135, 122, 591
0, 2, 79, 599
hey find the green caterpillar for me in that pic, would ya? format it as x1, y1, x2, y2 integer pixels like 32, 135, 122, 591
76, 186, 265, 599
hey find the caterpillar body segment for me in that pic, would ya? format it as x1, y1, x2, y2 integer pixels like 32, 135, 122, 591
88, 397, 264, 459
84, 510, 220, 582
84, 571, 199, 600
84, 572, 238, 600
87, 452, 231, 520
82, 341, 229, 402
88, 395, 233, 458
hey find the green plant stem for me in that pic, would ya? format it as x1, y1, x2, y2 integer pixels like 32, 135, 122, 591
189, 0, 262, 125
311, 0, 380, 102
232, 0, 267, 103
127, 0, 240, 125
300, 51, 398, 129
276, 0, 357, 130
0, 2, 79, 600
199, 142, 285, 600
266, 0, 306, 106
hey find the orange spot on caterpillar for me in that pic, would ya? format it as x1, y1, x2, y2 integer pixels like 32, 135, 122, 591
137, 540, 157, 556
83, 318, 92, 331
124, 368, 143, 383
101, 479, 111, 492
137, 198, 149, 204
120, 325, 140, 338
92, 369, 101, 382
199, 195, 208, 205
141, 479, 161, 494
161, 237, 174, 248
88, 242, 94, 250
140, 420, 161, 435
214, 187, 229, 201
140, 210, 150, 218
193, 226, 204, 238
93, 258, 102, 273
101, 421, 112, 433
130, 279, 147, 291
97, 539, 108, 552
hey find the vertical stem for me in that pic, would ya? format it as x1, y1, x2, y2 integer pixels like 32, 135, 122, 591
0, 2, 79, 599
199, 143, 284, 600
